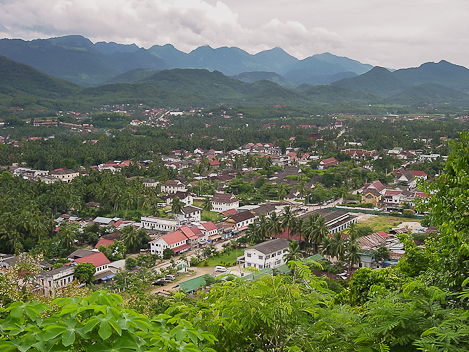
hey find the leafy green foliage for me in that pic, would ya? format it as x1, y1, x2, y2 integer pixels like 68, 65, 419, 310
0, 290, 216, 351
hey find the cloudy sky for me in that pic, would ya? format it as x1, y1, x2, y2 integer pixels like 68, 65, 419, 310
0, 0, 467, 69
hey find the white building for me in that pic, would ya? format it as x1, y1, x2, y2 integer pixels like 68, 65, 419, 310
141, 216, 180, 233
211, 193, 239, 212
36, 266, 75, 296
149, 230, 190, 256
161, 180, 187, 194
244, 238, 289, 270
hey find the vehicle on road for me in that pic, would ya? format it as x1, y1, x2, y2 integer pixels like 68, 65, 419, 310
165, 274, 176, 281
214, 266, 227, 272
152, 279, 169, 286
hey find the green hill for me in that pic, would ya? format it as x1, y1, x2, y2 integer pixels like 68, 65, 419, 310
0, 55, 79, 98
388, 83, 469, 106
300, 85, 384, 105
230, 71, 297, 88
332, 67, 411, 97
393, 60, 469, 90
105, 68, 159, 84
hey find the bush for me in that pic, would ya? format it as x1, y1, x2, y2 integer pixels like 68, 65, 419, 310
403, 209, 415, 218
190, 257, 199, 267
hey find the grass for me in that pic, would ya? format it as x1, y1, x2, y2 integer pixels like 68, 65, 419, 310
206, 250, 240, 266
201, 211, 223, 222
358, 215, 406, 232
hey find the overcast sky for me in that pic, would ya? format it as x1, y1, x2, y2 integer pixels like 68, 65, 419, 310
0, 0, 467, 69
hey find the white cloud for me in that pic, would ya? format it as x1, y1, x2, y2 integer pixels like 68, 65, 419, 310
0, 0, 468, 68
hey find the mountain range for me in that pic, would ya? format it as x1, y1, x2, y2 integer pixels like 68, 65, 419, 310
2, 35, 469, 111
0, 35, 372, 87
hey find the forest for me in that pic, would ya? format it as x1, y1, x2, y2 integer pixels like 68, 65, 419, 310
0, 126, 468, 350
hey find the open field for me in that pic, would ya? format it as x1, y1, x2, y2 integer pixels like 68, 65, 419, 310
205, 250, 240, 266
356, 214, 420, 232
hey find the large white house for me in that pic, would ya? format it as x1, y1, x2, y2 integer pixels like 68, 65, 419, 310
36, 266, 75, 296
244, 238, 289, 270
211, 193, 239, 212
150, 230, 190, 257
161, 180, 187, 194
141, 216, 180, 232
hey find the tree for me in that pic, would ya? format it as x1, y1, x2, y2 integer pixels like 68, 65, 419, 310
57, 223, 79, 255
266, 211, 282, 238
125, 257, 137, 271
284, 240, 302, 263
171, 196, 184, 214
280, 206, 295, 236
74, 262, 96, 284
302, 214, 329, 253
202, 197, 213, 212
373, 245, 390, 263
0, 291, 215, 351
120, 225, 140, 253
163, 248, 174, 259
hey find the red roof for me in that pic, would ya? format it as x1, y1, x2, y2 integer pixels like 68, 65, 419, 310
222, 209, 237, 216
202, 221, 217, 231
189, 226, 203, 237
210, 160, 220, 166
320, 157, 339, 167
172, 244, 191, 254
179, 225, 198, 240
385, 190, 401, 195
74, 252, 110, 267
114, 220, 134, 228
411, 170, 427, 177
161, 230, 187, 246
95, 239, 114, 248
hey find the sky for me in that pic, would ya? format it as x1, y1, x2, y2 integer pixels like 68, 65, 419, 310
0, 0, 468, 69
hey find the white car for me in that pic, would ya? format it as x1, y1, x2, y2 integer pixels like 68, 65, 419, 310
214, 266, 227, 272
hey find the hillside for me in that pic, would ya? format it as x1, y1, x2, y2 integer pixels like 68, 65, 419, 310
300, 85, 384, 105
230, 71, 297, 88
388, 83, 469, 106
0, 35, 374, 86
332, 67, 411, 97
0, 55, 79, 98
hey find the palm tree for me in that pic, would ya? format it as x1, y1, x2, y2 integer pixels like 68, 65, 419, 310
171, 196, 184, 214
58, 223, 77, 255
347, 240, 361, 270
302, 214, 329, 254
284, 240, 302, 263
280, 206, 295, 238
330, 232, 346, 261
277, 183, 289, 200
267, 212, 282, 238
245, 223, 264, 245
202, 197, 213, 212
120, 225, 140, 254
257, 214, 269, 239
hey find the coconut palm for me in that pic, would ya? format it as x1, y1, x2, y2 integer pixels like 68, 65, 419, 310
120, 225, 140, 254
267, 212, 282, 238
302, 214, 329, 254
245, 223, 264, 245
202, 197, 213, 212
280, 206, 296, 238
284, 240, 302, 263
171, 196, 184, 214
277, 182, 289, 200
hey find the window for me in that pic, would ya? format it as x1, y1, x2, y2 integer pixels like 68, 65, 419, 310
247, 253, 251, 258
272, 253, 276, 257
259, 255, 263, 260
266, 255, 270, 259
277, 251, 281, 255
258, 265, 263, 269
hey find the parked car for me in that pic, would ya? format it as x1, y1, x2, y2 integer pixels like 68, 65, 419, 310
165, 274, 176, 281
214, 266, 227, 272
151, 279, 168, 286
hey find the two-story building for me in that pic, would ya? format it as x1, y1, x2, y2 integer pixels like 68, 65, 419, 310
224, 210, 257, 231
243, 238, 289, 270
211, 193, 239, 212
149, 230, 190, 256
51, 169, 80, 183
161, 180, 187, 194
36, 266, 75, 296
174, 205, 202, 222
141, 216, 180, 233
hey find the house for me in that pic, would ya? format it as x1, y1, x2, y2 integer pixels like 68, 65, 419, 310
395, 170, 427, 188
68, 249, 97, 261
200, 221, 219, 241
211, 193, 240, 212
149, 230, 190, 256
142, 178, 159, 187
179, 225, 205, 248
298, 209, 358, 234
341, 149, 378, 160
93, 217, 116, 227
71, 252, 110, 273
161, 180, 187, 194
243, 238, 289, 270
51, 169, 79, 183
361, 189, 382, 207
224, 210, 258, 231
163, 191, 193, 206
174, 205, 202, 222
141, 216, 180, 233
209, 160, 220, 168
318, 157, 339, 169
362, 180, 386, 194
36, 266, 75, 296
95, 238, 115, 249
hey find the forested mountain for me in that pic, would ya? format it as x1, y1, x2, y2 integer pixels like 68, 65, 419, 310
332, 60, 469, 105
0, 35, 372, 86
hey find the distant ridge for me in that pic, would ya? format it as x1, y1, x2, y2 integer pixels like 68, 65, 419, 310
0, 35, 373, 87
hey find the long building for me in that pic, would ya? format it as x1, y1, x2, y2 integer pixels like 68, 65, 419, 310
299, 209, 358, 234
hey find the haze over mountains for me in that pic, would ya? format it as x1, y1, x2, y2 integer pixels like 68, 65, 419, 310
2, 34, 469, 110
